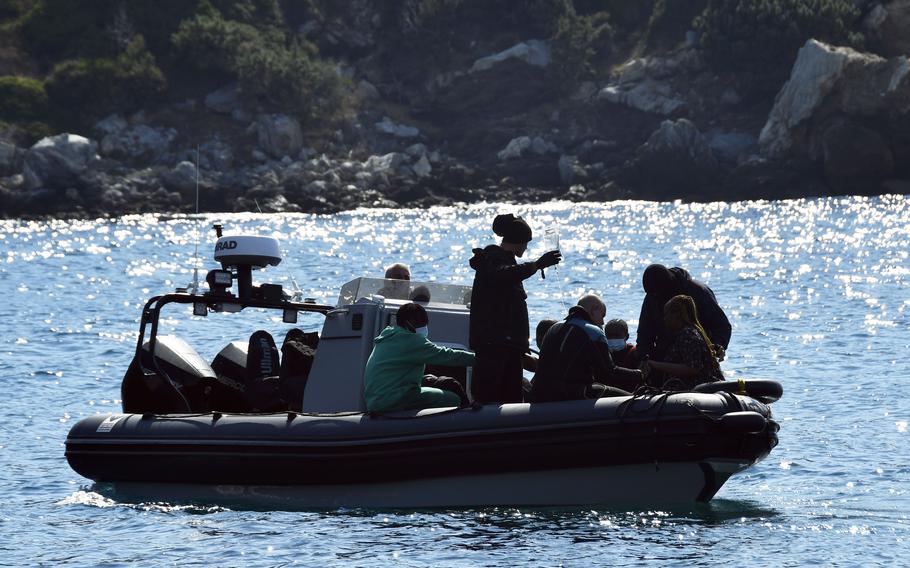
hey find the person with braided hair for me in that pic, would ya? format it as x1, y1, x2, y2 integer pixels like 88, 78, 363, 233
642, 294, 724, 391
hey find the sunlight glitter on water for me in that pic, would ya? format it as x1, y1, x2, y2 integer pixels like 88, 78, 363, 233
2, 196, 910, 566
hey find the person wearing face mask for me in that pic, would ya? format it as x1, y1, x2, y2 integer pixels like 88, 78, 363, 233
468, 213, 562, 404
643, 295, 724, 391
530, 295, 643, 403
363, 303, 475, 412
604, 319, 638, 368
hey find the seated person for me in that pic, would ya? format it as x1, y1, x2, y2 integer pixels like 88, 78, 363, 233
523, 318, 557, 400
605, 318, 638, 368
376, 263, 411, 299
530, 295, 643, 402
409, 285, 431, 303
523, 318, 557, 374
364, 302, 474, 412
643, 294, 724, 391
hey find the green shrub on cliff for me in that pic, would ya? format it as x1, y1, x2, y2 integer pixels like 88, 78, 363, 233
173, 6, 352, 122
18, 0, 119, 62
0, 75, 47, 121
44, 36, 166, 121
550, 9, 612, 85
696, 0, 862, 72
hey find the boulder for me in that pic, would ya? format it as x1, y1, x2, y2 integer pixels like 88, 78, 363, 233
205, 84, 242, 114
357, 79, 380, 100
598, 81, 686, 115
163, 161, 198, 194
0, 141, 24, 176
256, 114, 304, 159
820, 119, 894, 191
94, 114, 128, 136
412, 155, 432, 178
469, 40, 551, 73
405, 143, 427, 158
23, 134, 98, 189
633, 119, 719, 193
708, 132, 758, 164
497, 136, 557, 161
864, 0, 910, 56
613, 49, 702, 84
100, 125, 177, 160
362, 152, 406, 174
374, 116, 419, 138
759, 40, 910, 158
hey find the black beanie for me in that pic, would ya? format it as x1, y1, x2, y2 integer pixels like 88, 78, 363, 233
492, 214, 532, 244
642, 264, 675, 295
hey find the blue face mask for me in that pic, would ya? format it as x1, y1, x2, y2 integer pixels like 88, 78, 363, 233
415, 326, 429, 338
606, 338, 626, 352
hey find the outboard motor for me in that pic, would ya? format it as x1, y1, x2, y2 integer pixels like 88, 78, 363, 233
210, 341, 250, 412
121, 335, 217, 413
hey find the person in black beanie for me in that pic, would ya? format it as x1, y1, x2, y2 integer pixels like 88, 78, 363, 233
636, 264, 731, 363
468, 214, 562, 404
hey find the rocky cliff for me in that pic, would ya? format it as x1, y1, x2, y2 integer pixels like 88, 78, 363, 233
1, 0, 908, 217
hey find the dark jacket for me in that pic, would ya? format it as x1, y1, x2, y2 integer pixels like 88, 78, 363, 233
531, 306, 643, 402
468, 245, 538, 351
636, 267, 732, 360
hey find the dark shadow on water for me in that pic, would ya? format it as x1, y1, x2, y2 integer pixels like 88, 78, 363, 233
87, 483, 780, 525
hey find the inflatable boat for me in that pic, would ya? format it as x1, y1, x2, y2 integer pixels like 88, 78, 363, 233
65, 226, 781, 507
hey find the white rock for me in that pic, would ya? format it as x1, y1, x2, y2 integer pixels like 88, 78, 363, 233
374, 117, 419, 138
497, 136, 532, 161
412, 155, 432, 177
362, 152, 406, 173
598, 82, 686, 115
405, 143, 427, 158
23, 134, 98, 189
470, 39, 551, 73
759, 39, 910, 157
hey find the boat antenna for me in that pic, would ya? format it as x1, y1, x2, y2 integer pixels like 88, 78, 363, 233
188, 145, 202, 295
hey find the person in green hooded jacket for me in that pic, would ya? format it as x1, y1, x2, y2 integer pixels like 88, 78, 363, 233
364, 303, 475, 412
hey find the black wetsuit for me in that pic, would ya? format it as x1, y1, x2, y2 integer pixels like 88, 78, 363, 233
636, 267, 732, 360
468, 245, 537, 404
531, 306, 643, 402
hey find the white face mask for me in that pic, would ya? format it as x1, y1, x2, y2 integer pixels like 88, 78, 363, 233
606, 338, 627, 352
415, 326, 429, 338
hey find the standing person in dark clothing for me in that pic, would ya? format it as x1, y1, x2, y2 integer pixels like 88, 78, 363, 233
469, 214, 561, 404
530, 295, 643, 402
636, 264, 731, 362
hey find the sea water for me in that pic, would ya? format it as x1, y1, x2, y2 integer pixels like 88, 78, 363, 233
0, 197, 908, 566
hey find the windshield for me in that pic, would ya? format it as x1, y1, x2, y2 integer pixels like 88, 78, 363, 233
337, 277, 472, 308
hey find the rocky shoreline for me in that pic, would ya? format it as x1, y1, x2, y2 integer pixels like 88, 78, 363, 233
2, 36, 909, 219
